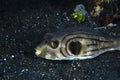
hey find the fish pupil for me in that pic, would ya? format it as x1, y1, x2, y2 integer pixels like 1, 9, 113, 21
69, 41, 81, 55
49, 40, 59, 49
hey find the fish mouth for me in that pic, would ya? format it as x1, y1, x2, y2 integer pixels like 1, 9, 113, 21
35, 46, 43, 57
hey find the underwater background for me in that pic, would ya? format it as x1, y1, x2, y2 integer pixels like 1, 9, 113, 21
0, 0, 120, 80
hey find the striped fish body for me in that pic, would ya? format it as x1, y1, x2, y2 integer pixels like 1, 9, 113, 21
35, 28, 120, 60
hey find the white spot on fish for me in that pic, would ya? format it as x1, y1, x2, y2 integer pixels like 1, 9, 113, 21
45, 53, 51, 59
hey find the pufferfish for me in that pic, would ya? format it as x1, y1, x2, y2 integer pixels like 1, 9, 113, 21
35, 27, 120, 60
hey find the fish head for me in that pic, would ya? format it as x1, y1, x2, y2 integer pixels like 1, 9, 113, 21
35, 32, 85, 60
35, 33, 66, 60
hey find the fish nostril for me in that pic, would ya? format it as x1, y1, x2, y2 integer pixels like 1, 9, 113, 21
44, 39, 48, 44
69, 41, 82, 55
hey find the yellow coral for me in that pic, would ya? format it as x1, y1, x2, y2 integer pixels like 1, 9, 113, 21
71, 12, 85, 23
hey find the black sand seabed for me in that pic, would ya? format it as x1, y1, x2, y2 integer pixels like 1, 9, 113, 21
0, 0, 120, 80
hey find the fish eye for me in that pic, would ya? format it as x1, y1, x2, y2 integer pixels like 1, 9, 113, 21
69, 41, 82, 55
48, 40, 59, 49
